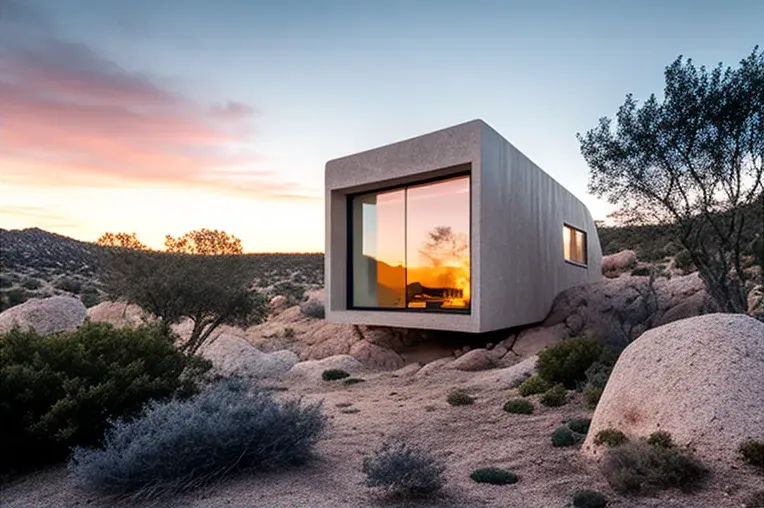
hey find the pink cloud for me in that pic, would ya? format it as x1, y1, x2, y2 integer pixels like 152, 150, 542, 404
0, 16, 315, 202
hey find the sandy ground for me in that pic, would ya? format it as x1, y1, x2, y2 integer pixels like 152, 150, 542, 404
1, 366, 762, 508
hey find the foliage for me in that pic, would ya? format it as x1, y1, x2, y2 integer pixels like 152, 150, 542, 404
647, 431, 675, 449
585, 360, 615, 389
630, 267, 650, 276
0, 287, 31, 311
540, 384, 568, 407
164, 228, 243, 255
80, 286, 100, 308
0, 274, 14, 288
674, 249, 694, 271
100, 249, 268, 356
469, 467, 518, 485
739, 440, 764, 469
552, 426, 577, 447
503, 398, 534, 415
537, 337, 608, 389
518, 375, 551, 397
594, 429, 628, 448
362, 442, 446, 497
21, 277, 43, 290
567, 419, 592, 435
601, 441, 708, 495
269, 280, 306, 306
97, 232, 148, 250
584, 386, 604, 409
572, 490, 608, 508
70, 378, 326, 499
447, 389, 475, 406
578, 47, 764, 313
0, 322, 209, 473
54, 276, 82, 294
299, 298, 325, 319
322, 369, 350, 381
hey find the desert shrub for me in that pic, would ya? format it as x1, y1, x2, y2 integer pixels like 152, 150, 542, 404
540, 384, 568, 407
572, 490, 608, 508
0, 322, 210, 473
537, 337, 608, 388
447, 389, 474, 406
647, 431, 674, 449
80, 286, 100, 308
21, 277, 43, 290
584, 385, 604, 408
54, 276, 82, 294
744, 490, 764, 508
299, 298, 325, 319
0, 273, 14, 288
270, 281, 306, 306
739, 440, 764, 469
503, 398, 534, 414
343, 377, 365, 385
552, 426, 577, 447
322, 369, 350, 381
362, 442, 445, 497
630, 267, 650, 276
567, 418, 592, 434
518, 375, 551, 396
469, 467, 518, 485
594, 429, 628, 448
674, 249, 693, 271
0, 287, 30, 311
601, 441, 707, 495
70, 378, 326, 499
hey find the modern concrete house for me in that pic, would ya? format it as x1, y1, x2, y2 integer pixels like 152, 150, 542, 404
324, 119, 602, 333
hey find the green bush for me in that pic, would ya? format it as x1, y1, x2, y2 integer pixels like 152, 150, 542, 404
54, 276, 82, 294
647, 431, 674, 449
362, 442, 445, 497
70, 379, 326, 499
567, 418, 591, 435
552, 426, 577, 447
322, 369, 350, 381
537, 337, 608, 388
0, 287, 31, 311
594, 429, 628, 447
630, 267, 650, 276
21, 277, 43, 290
80, 286, 100, 308
601, 441, 707, 495
0, 274, 14, 288
503, 398, 534, 415
469, 467, 518, 485
572, 490, 608, 508
0, 322, 210, 473
518, 375, 551, 396
739, 440, 764, 470
540, 384, 568, 407
447, 389, 475, 406
674, 249, 693, 271
583, 385, 604, 408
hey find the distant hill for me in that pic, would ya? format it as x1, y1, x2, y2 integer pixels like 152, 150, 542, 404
0, 228, 102, 276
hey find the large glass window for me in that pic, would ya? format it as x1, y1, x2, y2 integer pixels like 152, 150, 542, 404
563, 224, 587, 266
350, 174, 470, 312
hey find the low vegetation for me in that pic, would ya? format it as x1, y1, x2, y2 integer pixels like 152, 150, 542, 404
0, 322, 209, 473
551, 426, 578, 447
539, 384, 568, 407
536, 337, 611, 389
518, 375, 551, 396
647, 430, 674, 449
362, 442, 446, 497
583, 385, 604, 409
469, 467, 518, 485
594, 429, 628, 448
601, 440, 707, 495
447, 389, 475, 406
572, 490, 608, 508
503, 398, 534, 415
739, 439, 764, 470
70, 378, 326, 499
567, 418, 591, 435
322, 369, 350, 381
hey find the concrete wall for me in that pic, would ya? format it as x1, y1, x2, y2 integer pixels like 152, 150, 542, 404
324, 119, 602, 333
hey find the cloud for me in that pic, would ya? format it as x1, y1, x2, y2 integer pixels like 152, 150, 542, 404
0, 205, 78, 229
0, 1, 315, 201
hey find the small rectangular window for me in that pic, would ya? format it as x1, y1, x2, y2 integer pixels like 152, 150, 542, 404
563, 224, 587, 266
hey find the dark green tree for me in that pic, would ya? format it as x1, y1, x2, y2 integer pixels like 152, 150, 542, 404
578, 47, 763, 313
100, 249, 268, 355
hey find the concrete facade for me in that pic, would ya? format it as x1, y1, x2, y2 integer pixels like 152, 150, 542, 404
324, 119, 602, 333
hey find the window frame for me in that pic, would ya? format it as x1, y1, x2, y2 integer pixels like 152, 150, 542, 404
562, 222, 588, 268
345, 170, 472, 314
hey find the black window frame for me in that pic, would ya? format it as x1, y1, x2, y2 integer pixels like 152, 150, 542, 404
563, 222, 588, 268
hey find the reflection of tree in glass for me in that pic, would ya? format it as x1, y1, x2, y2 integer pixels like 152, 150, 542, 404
419, 226, 469, 269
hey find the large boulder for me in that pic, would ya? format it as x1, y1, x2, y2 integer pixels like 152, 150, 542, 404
601, 250, 637, 274
200, 333, 298, 379
472, 355, 539, 388
0, 296, 87, 335
451, 348, 498, 371
582, 314, 764, 464
349, 340, 406, 370
87, 301, 147, 327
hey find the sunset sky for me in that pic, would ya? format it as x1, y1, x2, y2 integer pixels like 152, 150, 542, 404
1, 0, 761, 253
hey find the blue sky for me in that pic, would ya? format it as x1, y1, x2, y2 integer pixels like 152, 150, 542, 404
1, 0, 761, 251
